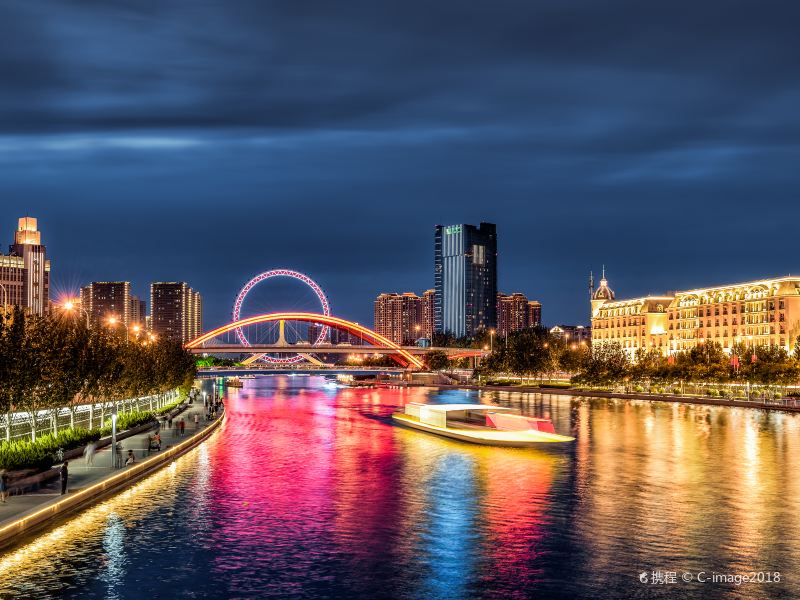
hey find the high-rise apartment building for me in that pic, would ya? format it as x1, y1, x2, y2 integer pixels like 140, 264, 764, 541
1, 217, 51, 315
591, 272, 800, 357
528, 300, 542, 328
497, 293, 532, 337
150, 282, 202, 343
131, 296, 147, 328
421, 289, 435, 340
374, 292, 423, 346
81, 281, 132, 326
434, 222, 497, 337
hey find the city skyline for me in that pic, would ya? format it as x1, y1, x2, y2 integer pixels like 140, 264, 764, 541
7, 211, 800, 332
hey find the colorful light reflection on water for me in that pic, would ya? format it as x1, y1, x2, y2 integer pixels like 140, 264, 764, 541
1, 377, 799, 599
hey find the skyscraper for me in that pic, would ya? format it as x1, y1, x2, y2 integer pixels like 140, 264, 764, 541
527, 300, 542, 328
1, 217, 51, 315
150, 282, 202, 343
434, 222, 497, 337
81, 281, 132, 326
421, 289, 435, 340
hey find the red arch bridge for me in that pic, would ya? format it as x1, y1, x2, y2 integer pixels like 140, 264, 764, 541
184, 312, 485, 369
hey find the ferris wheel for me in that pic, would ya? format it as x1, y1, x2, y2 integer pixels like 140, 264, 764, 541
232, 269, 330, 364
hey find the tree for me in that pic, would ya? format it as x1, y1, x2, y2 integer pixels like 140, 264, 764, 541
573, 342, 630, 386
425, 350, 450, 371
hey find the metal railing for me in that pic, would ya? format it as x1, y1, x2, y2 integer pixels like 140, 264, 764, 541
0, 389, 180, 442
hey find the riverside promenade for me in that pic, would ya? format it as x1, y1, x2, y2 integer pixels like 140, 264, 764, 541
0, 394, 223, 551
446, 383, 800, 413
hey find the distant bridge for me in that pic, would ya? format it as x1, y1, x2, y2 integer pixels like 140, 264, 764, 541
189, 344, 481, 357
197, 366, 408, 378
185, 312, 483, 370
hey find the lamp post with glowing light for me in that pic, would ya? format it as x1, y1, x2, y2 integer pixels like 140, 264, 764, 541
489, 328, 495, 353
111, 403, 118, 469
106, 316, 129, 342
62, 301, 90, 328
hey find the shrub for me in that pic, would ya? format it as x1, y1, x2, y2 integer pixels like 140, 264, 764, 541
671, 387, 682, 395
156, 399, 184, 415
99, 410, 155, 436
0, 427, 102, 471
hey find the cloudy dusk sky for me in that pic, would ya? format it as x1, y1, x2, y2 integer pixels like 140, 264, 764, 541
2, 1, 799, 327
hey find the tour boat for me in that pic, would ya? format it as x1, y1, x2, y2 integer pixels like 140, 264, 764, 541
392, 403, 575, 447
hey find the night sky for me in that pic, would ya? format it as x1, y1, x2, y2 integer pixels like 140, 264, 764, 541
2, 1, 799, 329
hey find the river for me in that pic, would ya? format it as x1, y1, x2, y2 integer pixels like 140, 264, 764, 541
0, 376, 797, 599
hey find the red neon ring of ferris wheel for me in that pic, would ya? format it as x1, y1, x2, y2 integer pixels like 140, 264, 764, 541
232, 269, 331, 363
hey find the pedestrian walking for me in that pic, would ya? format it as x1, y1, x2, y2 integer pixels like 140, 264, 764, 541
179, 418, 185, 436
60, 461, 69, 495
115, 441, 124, 468
193, 413, 199, 428
84, 441, 96, 466
0, 470, 8, 503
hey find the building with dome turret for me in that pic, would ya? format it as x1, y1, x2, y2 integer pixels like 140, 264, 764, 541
590, 270, 800, 358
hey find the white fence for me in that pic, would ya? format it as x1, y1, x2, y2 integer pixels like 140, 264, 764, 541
0, 389, 180, 442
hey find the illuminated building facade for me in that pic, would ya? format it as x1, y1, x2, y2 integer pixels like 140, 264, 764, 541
550, 324, 591, 347
497, 293, 526, 336
421, 289, 435, 340
434, 222, 497, 337
528, 300, 542, 328
81, 282, 132, 326
591, 272, 800, 357
150, 282, 202, 343
131, 296, 147, 328
374, 292, 423, 345
1, 217, 50, 315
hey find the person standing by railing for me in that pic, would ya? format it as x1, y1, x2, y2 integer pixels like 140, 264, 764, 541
60, 461, 69, 495
0, 470, 8, 503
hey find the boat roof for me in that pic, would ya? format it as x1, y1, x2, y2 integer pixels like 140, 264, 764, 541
411, 403, 512, 413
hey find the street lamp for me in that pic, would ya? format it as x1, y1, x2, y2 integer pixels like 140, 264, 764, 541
111, 404, 118, 469
107, 316, 128, 342
489, 329, 495, 353
62, 301, 90, 328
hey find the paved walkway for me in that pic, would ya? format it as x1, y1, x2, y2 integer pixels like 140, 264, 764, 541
0, 393, 219, 527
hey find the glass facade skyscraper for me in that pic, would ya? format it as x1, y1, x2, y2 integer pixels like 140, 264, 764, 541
434, 222, 497, 337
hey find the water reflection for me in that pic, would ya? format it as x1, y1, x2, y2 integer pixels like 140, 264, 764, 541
0, 378, 798, 599
100, 514, 125, 600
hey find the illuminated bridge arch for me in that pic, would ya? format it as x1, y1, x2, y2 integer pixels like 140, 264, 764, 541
186, 312, 425, 369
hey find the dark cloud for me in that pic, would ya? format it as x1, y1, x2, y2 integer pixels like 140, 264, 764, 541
0, 1, 798, 327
